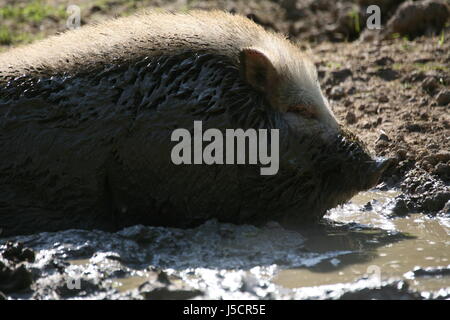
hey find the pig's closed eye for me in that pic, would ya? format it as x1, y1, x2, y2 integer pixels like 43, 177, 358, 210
287, 104, 317, 119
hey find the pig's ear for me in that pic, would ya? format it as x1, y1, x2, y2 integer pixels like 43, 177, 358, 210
240, 48, 279, 92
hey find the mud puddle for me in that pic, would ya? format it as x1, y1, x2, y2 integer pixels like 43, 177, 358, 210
275, 191, 450, 293
1, 190, 449, 299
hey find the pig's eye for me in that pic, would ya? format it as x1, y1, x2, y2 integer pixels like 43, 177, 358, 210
287, 104, 317, 119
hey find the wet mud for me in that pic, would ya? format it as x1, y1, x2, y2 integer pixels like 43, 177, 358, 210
1, 191, 449, 300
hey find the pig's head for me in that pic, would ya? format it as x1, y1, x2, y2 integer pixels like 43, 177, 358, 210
239, 44, 392, 222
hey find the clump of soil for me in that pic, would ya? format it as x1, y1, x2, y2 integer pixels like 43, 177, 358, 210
392, 169, 450, 215
383, 0, 449, 39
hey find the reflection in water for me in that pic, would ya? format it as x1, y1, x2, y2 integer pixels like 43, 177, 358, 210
275, 191, 450, 292
291, 220, 415, 273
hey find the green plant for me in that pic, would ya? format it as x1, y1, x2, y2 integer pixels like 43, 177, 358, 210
348, 8, 360, 34
438, 30, 445, 46
0, 1, 66, 23
326, 62, 343, 69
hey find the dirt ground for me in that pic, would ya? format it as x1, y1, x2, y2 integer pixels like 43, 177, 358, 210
316, 36, 450, 215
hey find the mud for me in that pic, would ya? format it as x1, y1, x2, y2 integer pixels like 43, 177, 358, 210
391, 168, 450, 215
1, 191, 449, 300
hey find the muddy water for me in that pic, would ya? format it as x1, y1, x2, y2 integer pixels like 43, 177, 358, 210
275, 191, 450, 292
2, 189, 449, 299
99, 190, 450, 297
